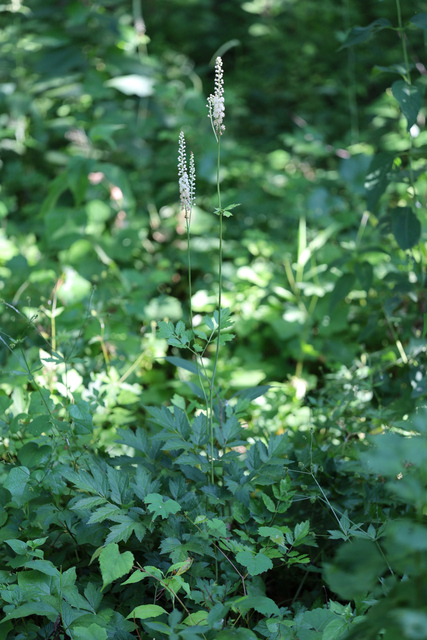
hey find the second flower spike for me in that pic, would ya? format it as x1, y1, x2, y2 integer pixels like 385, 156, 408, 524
178, 131, 196, 218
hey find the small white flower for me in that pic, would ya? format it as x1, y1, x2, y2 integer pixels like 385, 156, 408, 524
207, 56, 225, 137
178, 131, 196, 217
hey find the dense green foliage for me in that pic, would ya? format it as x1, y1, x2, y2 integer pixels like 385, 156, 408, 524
1, 0, 427, 638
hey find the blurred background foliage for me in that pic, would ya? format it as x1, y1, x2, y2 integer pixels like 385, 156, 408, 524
1, 0, 427, 433
2, 1, 427, 636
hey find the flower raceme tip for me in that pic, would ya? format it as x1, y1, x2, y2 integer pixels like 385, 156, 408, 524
207, 56, 225, 137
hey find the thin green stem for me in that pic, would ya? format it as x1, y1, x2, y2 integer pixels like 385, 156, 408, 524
209, 138, 222, 483
395, 0, 410, 84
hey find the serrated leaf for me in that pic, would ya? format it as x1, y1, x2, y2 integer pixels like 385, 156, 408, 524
157, 321, 175, 339
87, 505, 122, 524
175, 320, 186, 335
127, 604, 167, 620
294, 520, 310, 544
260, 492, 276, 512
391, 207, 421, 250
72, 497, 107, 511
107, 465, 129, 505
206, 518, 228, 538
105, 521, 141, 544
235, 550, 273, 576
328, 530, 349, 540
204, 315, 215, 331
99, 543, 134, 590
392, 80, 424, 130
258, 526, 286, 545
145, 493, 181, 520
219, 333, 235, 344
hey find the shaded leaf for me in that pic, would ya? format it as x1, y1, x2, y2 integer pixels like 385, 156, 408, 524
391, 207, 421, 250
392, 80, 424, 130
99, 543, 134, 590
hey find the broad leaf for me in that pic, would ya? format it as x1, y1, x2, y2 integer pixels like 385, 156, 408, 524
235, 550, 273, 576
391, 207, 421, 250
392, 80, 424, 130
99, 543, 134, 590
127, 604, 167, 620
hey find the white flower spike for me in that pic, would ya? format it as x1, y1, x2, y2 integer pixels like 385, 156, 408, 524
207, 56, 225, 138
178, 131, 196, 218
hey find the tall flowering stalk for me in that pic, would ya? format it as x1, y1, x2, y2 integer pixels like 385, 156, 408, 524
207, 57, 226, 483
207, 56, 225, 140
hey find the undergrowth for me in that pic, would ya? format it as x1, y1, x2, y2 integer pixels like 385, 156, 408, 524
1, 3, 427, 640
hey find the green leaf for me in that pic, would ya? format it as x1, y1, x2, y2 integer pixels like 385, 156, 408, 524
23, 559, 60, 577
6, 539, 28, 554
365, 153, 394, 211
206, 518, 228, 538
294, 520, 310, 544
28, 388, 54, 414
329, 273, 356, 311
87, 505, 122, 524
69, 400, 94, 435
411, 13, 427, 29
324, 539, 388, 600
258, 526, 286, 545
2, 601, 59, 622
99, 543, 134, 590
73, 625, 108, 640
105, 521, 145, 545
339, 18, 392, 49
260, 492, 276, 513
17, 443, 51, 468
392, 80, 424, 130
158, 321, 175, 339
391, 207, 421, 250
234, 595, 280, 617
84, 583, 103, 613
145, 493, 181, 520
181, 610, 209, 626
322, 618, 349, 640
232, 385, 271, 402
165, 356, 203, 376
72, 497, 107, 511
236, 550, 273, 576
3, 466, 30, 497
127, 604, 167, 620
216, 629, 258, 639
